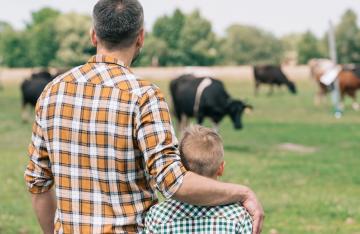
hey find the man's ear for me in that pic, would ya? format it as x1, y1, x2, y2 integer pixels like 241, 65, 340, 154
216, 161, 225, 177
90, 28, 97, 47
137, 28, 145, 48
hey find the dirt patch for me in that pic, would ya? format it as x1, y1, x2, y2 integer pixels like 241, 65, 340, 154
278, 143, 317, 154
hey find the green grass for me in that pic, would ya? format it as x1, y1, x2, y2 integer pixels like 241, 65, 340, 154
1, 79, 359, 234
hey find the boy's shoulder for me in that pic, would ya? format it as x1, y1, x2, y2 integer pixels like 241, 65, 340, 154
146, 199, 250, 224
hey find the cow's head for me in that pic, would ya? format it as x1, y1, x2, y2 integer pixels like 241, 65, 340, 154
287, 81, 297, 94
226, 100, 253, 130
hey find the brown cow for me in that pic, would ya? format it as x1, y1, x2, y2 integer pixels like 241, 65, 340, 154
338, 67, 360, 110
308, 59, 360, 110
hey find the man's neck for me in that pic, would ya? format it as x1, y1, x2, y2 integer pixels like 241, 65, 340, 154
96, 47, 134, 67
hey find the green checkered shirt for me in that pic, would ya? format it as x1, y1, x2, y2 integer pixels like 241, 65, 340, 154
144, 199, 252, 233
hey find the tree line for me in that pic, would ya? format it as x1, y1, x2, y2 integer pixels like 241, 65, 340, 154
0, 8, 359, 68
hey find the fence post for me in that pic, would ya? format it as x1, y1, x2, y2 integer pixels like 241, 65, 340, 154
328, 21, 342, 118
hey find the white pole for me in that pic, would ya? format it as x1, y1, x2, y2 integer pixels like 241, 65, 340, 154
328, 21, 342, 118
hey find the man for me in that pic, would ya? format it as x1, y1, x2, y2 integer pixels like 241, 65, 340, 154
24, 0, 263, 233
145, 125, 253, 233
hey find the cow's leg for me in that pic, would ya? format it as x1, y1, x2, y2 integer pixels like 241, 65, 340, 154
339, 91, 346, 111
211, 121, 219, 133
21, 103, 30, 123
254, 82, 260, 96
196, 115, 204, 126
352, 102, 359, 111
180, 114, 189, 133
315, 85, 327, 106
314, 91, 322, 106
349, 90, 359, 111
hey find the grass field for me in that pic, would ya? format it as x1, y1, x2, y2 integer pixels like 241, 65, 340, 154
1, 78, 359, 234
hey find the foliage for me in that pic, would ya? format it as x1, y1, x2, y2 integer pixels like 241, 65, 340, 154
51, 13, 95, 67
135, 33, 168, 66
297, 31, 325, 64
220, 24, 283, 65
1, 7, 360, 67
177, 10, 218, 66
0, 27, 32, 67
335, 9, 360, 63
26, 8, 60, 67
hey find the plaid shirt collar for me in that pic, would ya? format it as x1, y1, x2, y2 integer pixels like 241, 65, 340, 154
88, 54, 130, 70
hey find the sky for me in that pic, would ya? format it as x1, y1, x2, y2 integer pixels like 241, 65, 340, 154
0, 0, 360, 37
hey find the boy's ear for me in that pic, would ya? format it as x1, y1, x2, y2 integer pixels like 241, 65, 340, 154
216, 161, 225, 177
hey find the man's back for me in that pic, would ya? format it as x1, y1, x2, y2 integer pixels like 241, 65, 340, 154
25, 55, 186, 233
145, 199, 252, 234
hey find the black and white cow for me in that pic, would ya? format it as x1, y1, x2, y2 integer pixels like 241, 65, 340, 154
20, 70, 56, 122
170, 74, 252, 132
253, 65, 297, 95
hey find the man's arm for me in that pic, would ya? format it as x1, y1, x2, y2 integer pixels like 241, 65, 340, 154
24, 98, 56, 233
173, 172, 264, 234
31, 189, 57, 234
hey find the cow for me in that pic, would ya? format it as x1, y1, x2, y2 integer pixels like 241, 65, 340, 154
170, 74, 252, 133
308, 58, 335, 105
338, 65, 360, 110
20, 70, 56, 122
308, 59, 360, 110
253, 65, 297, 95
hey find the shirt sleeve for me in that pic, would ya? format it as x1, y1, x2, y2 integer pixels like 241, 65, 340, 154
135, 86, 187, 199
24, 102, 54, 194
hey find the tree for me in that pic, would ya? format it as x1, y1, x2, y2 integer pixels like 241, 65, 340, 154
0, 23, 32, 67
220, 24, 283, 65
178, 10, 218, 66
335, 9, 360, 63
153, 9, 185, 50
51, 13, 95, 67
152, 9, 187, 65
135, 33, 168, 66
297, 31, 325, 64
26, 8, 60, 67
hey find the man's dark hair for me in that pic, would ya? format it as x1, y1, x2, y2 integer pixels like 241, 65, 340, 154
93, 0, 144, 49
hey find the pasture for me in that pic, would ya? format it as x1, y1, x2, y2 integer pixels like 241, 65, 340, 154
0, 76, 359, 234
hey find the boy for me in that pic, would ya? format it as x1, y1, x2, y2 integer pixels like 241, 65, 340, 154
145, 125, 253, 233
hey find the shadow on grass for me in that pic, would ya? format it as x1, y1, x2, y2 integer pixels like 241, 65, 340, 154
224, 144, 252, 153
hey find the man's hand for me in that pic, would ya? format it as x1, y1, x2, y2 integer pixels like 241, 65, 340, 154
173, 172, 264, 233
241, 189, 264, 234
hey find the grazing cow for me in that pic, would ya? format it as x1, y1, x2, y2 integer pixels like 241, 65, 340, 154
170, 74, 252, 132
338, 66, 360, 110
308, 58, 335, 105
253, 65, 297, 95
308, 59, 360, 110
20, 70, 55, 121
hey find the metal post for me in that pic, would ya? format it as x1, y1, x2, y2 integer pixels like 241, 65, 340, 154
328, 21, 342, 118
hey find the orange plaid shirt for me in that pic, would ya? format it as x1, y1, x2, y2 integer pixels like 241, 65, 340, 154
24, 55, 187, 233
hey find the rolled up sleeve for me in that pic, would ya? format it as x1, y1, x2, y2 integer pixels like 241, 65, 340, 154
24, 106, 54, 194
135, 87, 187, 199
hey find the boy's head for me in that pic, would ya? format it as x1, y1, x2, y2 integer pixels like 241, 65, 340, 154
180, 125, 225, 179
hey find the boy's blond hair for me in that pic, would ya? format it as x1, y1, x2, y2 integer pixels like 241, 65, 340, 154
180, 125, 224, 177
